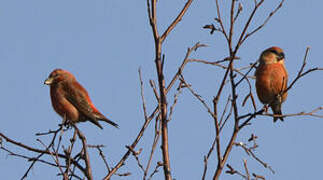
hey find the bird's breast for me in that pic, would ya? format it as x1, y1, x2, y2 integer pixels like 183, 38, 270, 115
255, 65, 275, 104
255, 63, 288, 104
50, 86, 80, 122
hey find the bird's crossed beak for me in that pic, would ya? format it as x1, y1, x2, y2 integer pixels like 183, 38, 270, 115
44, 77, 53, 85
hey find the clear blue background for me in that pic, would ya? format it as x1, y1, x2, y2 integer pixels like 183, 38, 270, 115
0, 0, 322, 179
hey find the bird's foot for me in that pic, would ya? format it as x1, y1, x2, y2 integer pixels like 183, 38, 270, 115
59, 121, 72, 129
263, 105, 269, 113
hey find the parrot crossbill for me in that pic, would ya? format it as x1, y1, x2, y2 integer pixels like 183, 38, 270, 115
44, 69, 118, 129
255, 47, 288, 122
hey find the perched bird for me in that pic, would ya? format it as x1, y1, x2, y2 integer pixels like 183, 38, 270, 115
255, 47, 288, 122
44, 69, 118, 129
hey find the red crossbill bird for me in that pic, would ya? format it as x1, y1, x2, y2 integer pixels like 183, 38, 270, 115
44, 69, 118, 129
255, 47, 288, 122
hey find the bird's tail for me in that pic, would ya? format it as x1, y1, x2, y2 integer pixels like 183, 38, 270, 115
95, 113, 119, 128
89, 119, 104, 129
271, 104, 284, 122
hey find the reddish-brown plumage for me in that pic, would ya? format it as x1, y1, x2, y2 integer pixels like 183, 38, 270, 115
255, 47, 288, 122
255, 63, 288, 104
44, 69, 118, 129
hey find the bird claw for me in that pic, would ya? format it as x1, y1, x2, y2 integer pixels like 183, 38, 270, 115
263, 105, 269, 113
58, 121, 72, 129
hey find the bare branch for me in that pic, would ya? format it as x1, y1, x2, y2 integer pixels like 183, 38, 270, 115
179, 75, 215, 119
74, 125, 93, 180
95, 146, 111, 172
139, 68, 149, 122
1, 146, 63, 168
225, 164, 247, 179
126, 145, 145, 172
202, 137, 217, 180
215, 0, 229, 40
262, 107, 323, 119
168, 82, 183, 122
234, 3, 243, 22
104, 42, 206, 180
235, 142, 275, 174
285, 47, 323, 93
160, 0, 193, 43
253, 173, 266, 180
243, 159, 250, 180
37, 138, 67, 179
144, 116, 162, 180
148, 162, 163, 180
242, 0, 286, 43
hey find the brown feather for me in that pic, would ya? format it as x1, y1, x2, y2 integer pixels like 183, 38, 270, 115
45, 69, 118, 129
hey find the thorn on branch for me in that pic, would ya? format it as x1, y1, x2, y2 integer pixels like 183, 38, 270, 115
161, 54, 165, 71
234, 2, 243, 22
203, 24, 217, 34
117, 172, 132, 177
248, 134, 258, 142
214, 17, 221, 23
126, 145, 143, 156
241, 94, 250, 108
225, 164, 237, 175
148, 161, 164, 180
253, 173, 266, 180
87, 144, 105, 148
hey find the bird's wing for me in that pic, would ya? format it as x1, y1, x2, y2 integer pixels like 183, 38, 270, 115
63, 81, 103, 128
270, 64, 288, 101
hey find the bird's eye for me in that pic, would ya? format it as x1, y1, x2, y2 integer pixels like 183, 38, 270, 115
50, 73, 59, 78
268, 50, 284, 60
277, 52, 285, 60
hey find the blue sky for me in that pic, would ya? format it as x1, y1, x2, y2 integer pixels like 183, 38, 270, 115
0, 0, 322, 179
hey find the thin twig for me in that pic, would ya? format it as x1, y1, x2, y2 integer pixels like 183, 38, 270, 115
215, 0, 229, 40
243, 159, 250, 180
219, 102, 233, 133
74, 125, 93, 180
285, 47, 323, 93
148, 162, 163, 180
202, 137, 217, 180
37, 139, 66, 179
160, 0, 194, 43
235, 142, 275, 174
22, 126, 63, 179
96, 146, 111, 172
103, 43, 205, 180
242, 0, 286, 44
168, 82, 183, 122
262, 107, 323, 119
126, 145, 145, 172
144, 116, 162, 180
1, 146, 63, 168
139, 68, 149, 122
179, 75, 215, 119
219, 95, 232, 126
225, 164, 247, 179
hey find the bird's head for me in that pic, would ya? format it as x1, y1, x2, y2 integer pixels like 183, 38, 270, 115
44, 69, 75, 85
259, 46, 285, 65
